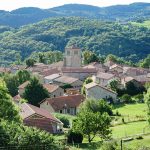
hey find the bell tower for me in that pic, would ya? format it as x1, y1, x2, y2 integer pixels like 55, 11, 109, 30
64, 45, 81, 68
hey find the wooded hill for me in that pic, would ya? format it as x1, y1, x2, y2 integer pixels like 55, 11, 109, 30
0, 17, 150, 66
0, 3, 150, 27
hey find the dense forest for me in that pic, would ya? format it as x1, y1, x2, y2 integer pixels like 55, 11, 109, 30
0, 3, 150, 27
0, 17, 150, 66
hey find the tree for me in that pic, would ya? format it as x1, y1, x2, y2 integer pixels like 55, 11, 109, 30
83, 50, 99, 64
16, 70, 31, 85
0, 79, 21, 122
80, 99, 113, 116
3, 74, 19, 97
121, 94, 133, 103
81, 77, 93, 95
26, 58, 35, 67
108, 79, 119, 92
73, 108, 111, 143
144, 88, 150, 124
23, 77, 49, 106
140, 54, 150, 68
125, 81, 145, 96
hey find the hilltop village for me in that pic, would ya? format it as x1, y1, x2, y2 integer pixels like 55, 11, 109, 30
0, 45, 150, 134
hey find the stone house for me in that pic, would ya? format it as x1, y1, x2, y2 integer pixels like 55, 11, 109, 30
43, 84, 64, 98
20, 103, 63, 133
44, 74, 61, 84
40, 95, 85, 115
84, 82, 117, 102
53, 75, 83, 90
109, 64, 123, 74
92, 72, 116, 87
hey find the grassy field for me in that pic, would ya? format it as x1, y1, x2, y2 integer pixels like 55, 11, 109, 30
132, 20, 150, 29
54, 103, 150, 149
112, 121, 150, 138
113, 103, 147, 117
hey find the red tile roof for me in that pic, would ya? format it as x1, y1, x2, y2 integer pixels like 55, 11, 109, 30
41, 95, 85, 111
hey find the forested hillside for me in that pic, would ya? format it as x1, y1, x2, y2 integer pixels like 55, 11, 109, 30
0, 3, 150, 27
0, 17, 150, 66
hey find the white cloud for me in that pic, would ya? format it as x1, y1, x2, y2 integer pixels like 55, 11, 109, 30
0, 0, 150, 11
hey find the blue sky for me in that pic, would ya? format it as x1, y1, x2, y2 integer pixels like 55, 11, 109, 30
0, 0, 150, 11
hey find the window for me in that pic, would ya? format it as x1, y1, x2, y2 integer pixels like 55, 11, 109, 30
60, 110, 62, 113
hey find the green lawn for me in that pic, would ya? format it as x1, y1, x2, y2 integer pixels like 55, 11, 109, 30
113, 103, 147, 117
112, 121, 150, 139
132, 20, 150, 29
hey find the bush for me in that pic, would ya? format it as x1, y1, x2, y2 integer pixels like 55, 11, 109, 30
55, 115, 70, 128
101, 141, 118, 150
67, 130, 83, 144
121, 94, 134, 104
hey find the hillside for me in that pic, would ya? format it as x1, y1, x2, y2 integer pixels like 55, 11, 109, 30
0, 17, 150, 66
0, 3, 150, 27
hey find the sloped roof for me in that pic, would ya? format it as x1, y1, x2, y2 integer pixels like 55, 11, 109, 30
43, 84, 61, 93
84, 82, 117, 94
44, 74, 61, 80
41, 95, 85, 111
54, 75, 80, 84
20, 103, 61, 123
96, 72, 115, 80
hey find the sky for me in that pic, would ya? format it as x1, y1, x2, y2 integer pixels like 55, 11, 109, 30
0, 0, 150, 11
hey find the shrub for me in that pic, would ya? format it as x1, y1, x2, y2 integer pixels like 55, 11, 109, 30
101, 141, 118, 150
67, 130, 83, 144
57, 116, 70, 128
121, 94, 133, 104
116, 110, 121, 116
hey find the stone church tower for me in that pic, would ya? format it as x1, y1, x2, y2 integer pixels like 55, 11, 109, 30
64, 45, 82, 67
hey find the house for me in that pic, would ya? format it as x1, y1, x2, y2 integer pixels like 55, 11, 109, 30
134, 74, 150, 85
123, 67, 150, 76
20, 103, 63, 133
53, 75, 83, 90
61, 67, 97, 81
40, 95, 85, 115
92, 72, 116, 86
109, 64, 123, 74
43, 84, 64, 98
44, 74, 61, 84
18, 81, 64, 98
84, 82, 117, 102
121, 76, 143, 88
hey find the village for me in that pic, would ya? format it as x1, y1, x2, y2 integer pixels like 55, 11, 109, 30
0, 45, 149, 138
